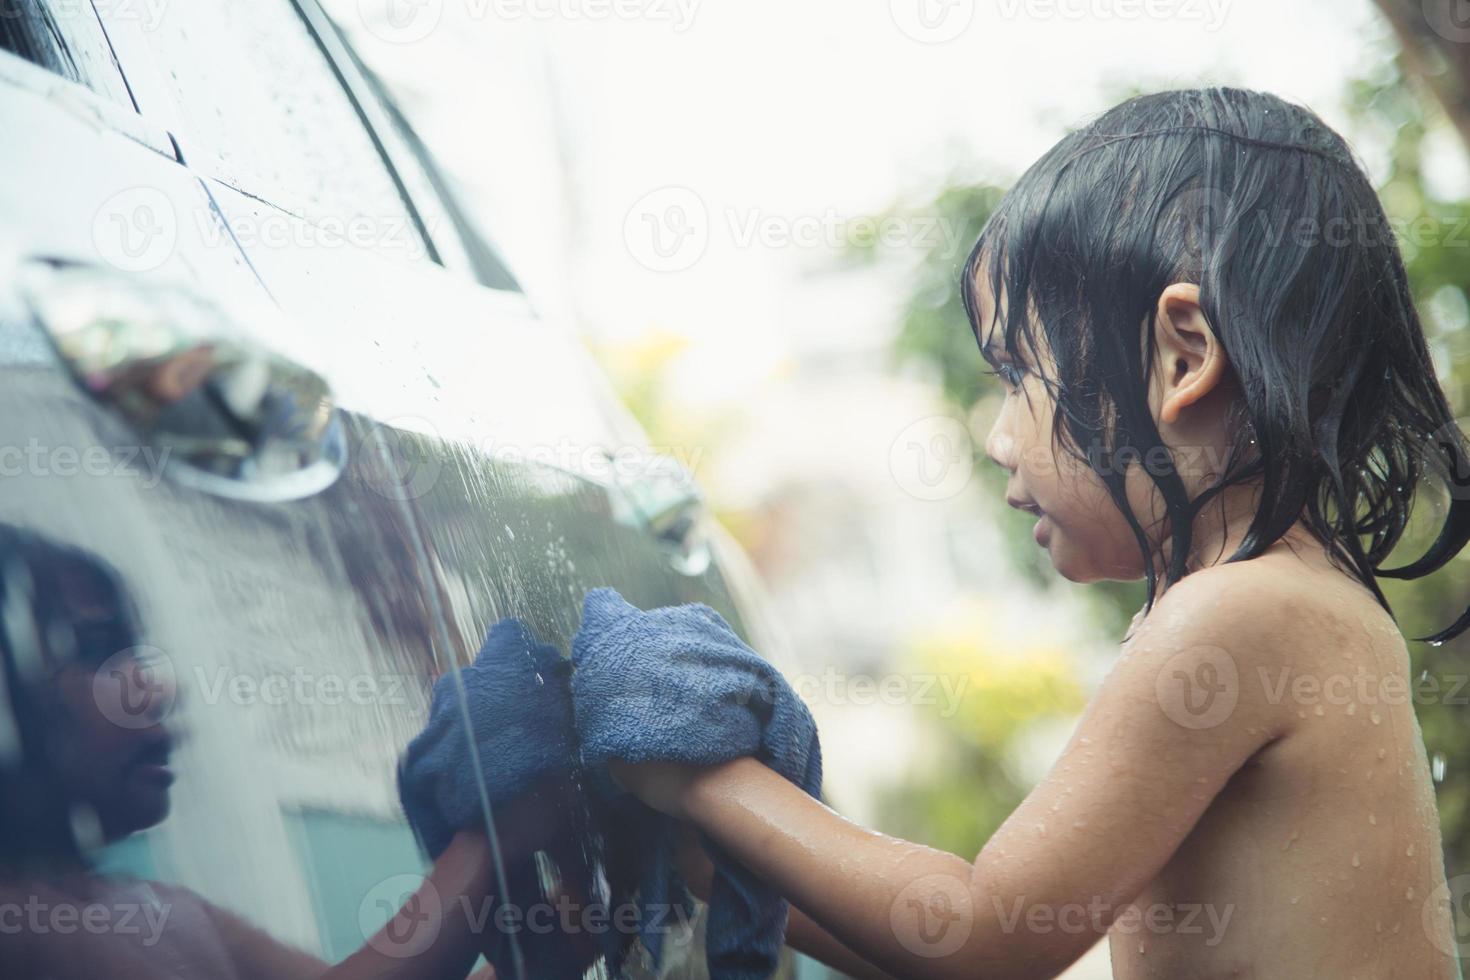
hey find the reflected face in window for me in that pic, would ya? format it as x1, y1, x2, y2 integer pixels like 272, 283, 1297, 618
49, 646, 177, 842
0, 530, 178, 861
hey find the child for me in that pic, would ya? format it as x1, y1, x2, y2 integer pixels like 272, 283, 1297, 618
0, 524, 539, 979
610, 87, 1464, 979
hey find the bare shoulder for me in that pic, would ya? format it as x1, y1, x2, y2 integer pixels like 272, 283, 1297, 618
1123, 551, 1392, 728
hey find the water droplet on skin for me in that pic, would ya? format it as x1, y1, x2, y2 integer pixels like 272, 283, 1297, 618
1352, 853, 1361, 868
1347, 702, 1358, 716
1138, 942, 1145, 954
1407, 843, 1416, 857
1377, 748, 1387, 760
1035, 821, 1047, 838
1369, 813, 1378, 826
1314, 704, 1325, 717
1297, 710, 1307, 719
1370, 709, 1382, 725
1290, 896, 1300, 905
1282, 831, 1299, 851
1393, 922, 1401, 934
1406, 886, 1415, 901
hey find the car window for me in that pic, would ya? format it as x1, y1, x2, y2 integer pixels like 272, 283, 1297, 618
112, 0, 432, 267
0, 0, 134, 110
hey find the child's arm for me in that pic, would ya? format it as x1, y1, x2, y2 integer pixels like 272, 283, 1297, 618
614, 574, 1291, 980
675, 823, 899, 980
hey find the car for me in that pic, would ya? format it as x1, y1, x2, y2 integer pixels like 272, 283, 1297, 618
0, 1, 795, 976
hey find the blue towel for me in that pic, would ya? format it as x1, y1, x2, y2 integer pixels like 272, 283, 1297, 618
572, 587, 824, 980
397, 618, 598, 979
398, 618, 576, 858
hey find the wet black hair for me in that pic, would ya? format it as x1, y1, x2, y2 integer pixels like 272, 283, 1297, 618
961, 86, 1470, 642
0, 524, 142, 871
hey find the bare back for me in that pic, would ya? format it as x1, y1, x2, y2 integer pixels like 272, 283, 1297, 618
1109, 540, 1456, 979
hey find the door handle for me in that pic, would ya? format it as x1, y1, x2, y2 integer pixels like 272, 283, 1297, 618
17, 259, 347, 502
612, 454, 712, 576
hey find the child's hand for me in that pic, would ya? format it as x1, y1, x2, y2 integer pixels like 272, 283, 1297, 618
607, 758, 710, 818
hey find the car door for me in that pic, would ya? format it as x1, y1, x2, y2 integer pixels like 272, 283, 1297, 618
2, 1, 798, 977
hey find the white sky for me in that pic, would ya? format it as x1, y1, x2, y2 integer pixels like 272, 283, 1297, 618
335, 0, 1464, 406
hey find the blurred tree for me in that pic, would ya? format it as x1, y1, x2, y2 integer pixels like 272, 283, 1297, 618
864, 43, 1470, 912
1372, 0, 1470, 152
874, 602, 1087, 857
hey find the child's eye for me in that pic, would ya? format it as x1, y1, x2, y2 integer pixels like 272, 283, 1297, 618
984, 364, 1027, 389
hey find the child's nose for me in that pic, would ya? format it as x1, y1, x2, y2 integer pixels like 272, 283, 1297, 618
985, 419, 1018, 474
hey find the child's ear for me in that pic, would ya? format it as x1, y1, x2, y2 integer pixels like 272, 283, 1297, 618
1152, 283, 1229, 425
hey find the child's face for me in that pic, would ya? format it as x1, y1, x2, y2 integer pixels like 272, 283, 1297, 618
977, 279, 1182, 583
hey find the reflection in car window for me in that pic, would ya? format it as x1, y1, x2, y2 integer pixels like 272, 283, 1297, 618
0, 522, 525, 979
0, 0, 135, 109
121, 0, 431, 266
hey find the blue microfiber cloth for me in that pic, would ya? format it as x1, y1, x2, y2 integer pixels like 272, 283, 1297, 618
398, 618, 599, 980
572, 587, 824, 980
398, 618, 576, 858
